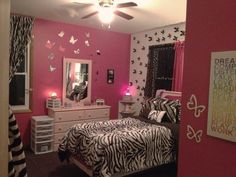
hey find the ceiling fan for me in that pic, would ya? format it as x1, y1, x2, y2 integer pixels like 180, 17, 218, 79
75, 0, 138, 20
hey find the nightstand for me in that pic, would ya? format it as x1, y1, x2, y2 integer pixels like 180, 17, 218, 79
119, 100, 135, 118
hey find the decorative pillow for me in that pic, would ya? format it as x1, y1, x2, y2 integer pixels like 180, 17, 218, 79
153, 97, 181, 123
148, 110, 166, 123
139, 97, 161, 118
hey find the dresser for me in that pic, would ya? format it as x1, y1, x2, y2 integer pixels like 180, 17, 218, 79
48, 105, 110, 151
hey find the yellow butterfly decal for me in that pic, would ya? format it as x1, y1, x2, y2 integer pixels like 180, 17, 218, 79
187, 94, 206, 118
186, 125, 203, 143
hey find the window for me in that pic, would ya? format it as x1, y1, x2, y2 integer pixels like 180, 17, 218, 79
9, 42, 32, 112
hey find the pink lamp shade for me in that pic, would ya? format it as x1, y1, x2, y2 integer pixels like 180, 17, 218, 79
123, 87, 133, 101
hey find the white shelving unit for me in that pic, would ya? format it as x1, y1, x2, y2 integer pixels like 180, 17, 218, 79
118, 100, 136, 118
31, 116, 54, 154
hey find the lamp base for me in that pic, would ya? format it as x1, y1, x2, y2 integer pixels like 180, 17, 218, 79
122, 95, 132, 102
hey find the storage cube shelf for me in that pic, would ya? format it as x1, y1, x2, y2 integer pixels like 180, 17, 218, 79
46, 98, 61, 108
31, 116, 54, 154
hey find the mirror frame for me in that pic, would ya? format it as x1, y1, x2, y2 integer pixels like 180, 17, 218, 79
62, 58, 92, 107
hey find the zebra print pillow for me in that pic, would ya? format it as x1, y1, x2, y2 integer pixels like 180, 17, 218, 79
139, 97, 161, 118
153, 98, 181, 123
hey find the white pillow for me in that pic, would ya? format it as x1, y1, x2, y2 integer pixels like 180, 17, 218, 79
148, 110, 166, 123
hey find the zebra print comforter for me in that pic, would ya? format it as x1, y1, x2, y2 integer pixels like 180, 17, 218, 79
58, 118, 177, 177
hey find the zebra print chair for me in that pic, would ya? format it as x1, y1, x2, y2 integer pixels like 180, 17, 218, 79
8, 107, 27, 177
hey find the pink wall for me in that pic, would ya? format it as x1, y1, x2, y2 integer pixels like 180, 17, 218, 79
16, 19, 131, 146
178, 1, 236, 177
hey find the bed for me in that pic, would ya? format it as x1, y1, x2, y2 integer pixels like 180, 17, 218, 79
58, 90, 181, 177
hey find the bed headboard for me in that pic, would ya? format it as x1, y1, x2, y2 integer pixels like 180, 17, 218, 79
161, 90, 181, 98
156, 90, 182, 101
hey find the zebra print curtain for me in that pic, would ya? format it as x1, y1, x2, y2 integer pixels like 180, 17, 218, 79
9, 15, 34, 82
9, 15, 34, 177
144, 44, 175, 98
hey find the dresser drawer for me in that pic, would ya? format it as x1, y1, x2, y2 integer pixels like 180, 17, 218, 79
34, 124, 53, 132
54, 110, 85, 122
54, 121, 80, 133
54, 143, 59, 151
85, 109, 109, 119
54, 133, 65, 144
32, 134, 53, 142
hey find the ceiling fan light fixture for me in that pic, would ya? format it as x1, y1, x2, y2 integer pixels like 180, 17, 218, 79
98, 7, 114, 24
98, 0, 114, 7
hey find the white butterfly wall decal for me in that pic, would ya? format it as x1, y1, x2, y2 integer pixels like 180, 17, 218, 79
48, 53, 55, 60
74, 48, 80, 55
69, 36, 78, 44
58, 31, 64, 38
85, 32, 90, 38
85, 40, 90, 47
186, 125, 203, 143
49, 65, 56, 72
45, 40, 55, 49
187, 94, 206, 118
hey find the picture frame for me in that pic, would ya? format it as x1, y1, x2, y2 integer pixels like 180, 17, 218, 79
107, 69, 114, 84
207, 51, 236, 143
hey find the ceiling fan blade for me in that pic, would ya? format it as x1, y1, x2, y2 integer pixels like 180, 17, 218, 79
73, 2, 94, 8
114, 10, 134, 20
116, 2, 137, 8
81, 11, 98, 19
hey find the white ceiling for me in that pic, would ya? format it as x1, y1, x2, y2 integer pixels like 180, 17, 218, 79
11, 0, 187, 34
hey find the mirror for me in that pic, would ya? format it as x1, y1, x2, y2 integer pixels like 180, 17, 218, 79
63, 58, 92, 107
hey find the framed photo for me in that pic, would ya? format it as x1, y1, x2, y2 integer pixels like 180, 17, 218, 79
207, 51, 236, 142
107, 69, 114, 84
